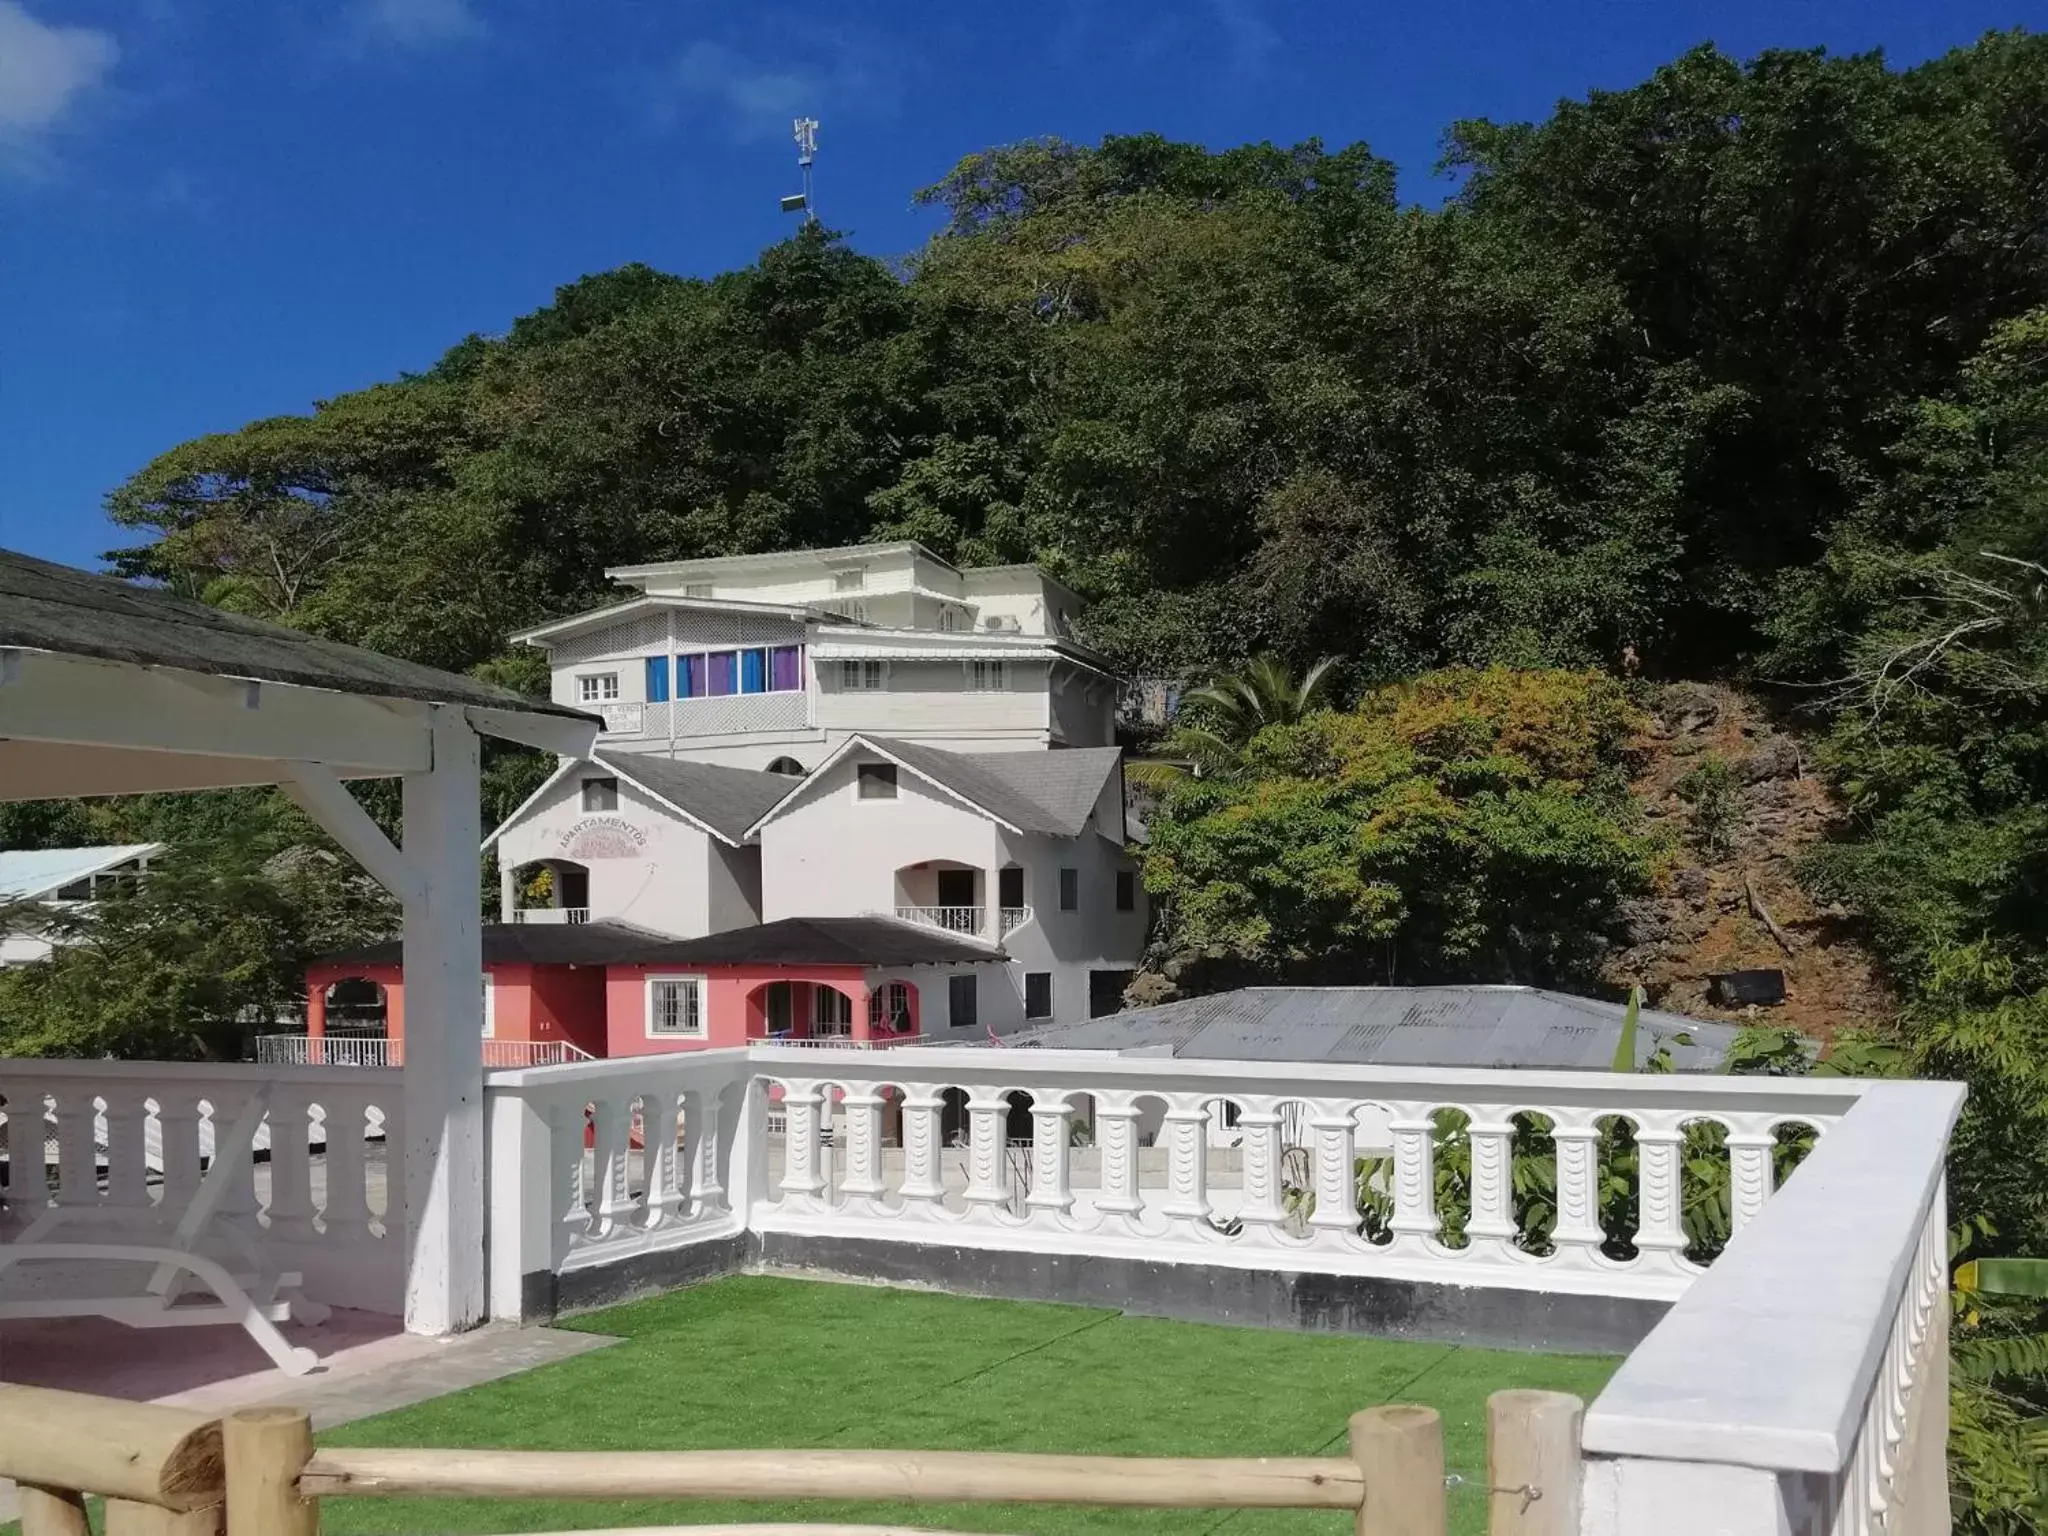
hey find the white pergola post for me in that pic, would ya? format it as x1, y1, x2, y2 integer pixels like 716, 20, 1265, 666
398, 706, 486, 1334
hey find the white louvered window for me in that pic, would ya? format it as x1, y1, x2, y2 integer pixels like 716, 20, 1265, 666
840, 659, 886, 691
965, 660, 1008, 691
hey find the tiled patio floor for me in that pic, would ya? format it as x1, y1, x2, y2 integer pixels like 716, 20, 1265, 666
0, 1308, 617, 1523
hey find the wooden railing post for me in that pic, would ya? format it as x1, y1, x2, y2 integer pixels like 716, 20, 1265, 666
224, 1408, 319, 1536
1349, 1404, 1445, 1536
1486, 1390, 1582, 1536
15, 1486, 91, 1536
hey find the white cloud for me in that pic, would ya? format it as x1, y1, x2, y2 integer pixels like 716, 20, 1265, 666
353, 0, 484, 51
0, 1, 118, 172
656, 33, 899, 143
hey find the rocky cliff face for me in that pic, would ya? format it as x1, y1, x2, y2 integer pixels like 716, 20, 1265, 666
1602, 683, 1890, 1040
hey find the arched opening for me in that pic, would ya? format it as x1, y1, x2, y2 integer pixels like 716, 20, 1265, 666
326, 976, 388, 1032
893, 860, 982, 935
867, 979, 917, 1037
511, 858, 590, 922
766, 756, 806, 776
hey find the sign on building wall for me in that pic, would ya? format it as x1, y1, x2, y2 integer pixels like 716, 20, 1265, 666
599, 703, 645, 734
559, 818, 648, 860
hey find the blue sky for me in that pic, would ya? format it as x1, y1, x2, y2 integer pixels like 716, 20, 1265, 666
1, 0, 2032, 570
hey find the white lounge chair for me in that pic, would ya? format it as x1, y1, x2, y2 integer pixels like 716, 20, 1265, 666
0, 1088, 325, 1376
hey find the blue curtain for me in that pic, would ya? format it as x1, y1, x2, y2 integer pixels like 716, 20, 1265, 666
740, 648, 767, 694
644, 655, 670, 703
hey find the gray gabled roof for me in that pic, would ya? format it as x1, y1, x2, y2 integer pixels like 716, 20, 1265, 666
863, 738, 1123, 838
621, 915, 1001, 968
996, 986, 1746, 1072
1, 548, 593, 721
598, 751, 794, 845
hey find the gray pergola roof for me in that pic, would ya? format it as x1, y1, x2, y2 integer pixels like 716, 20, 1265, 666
1, 548, 591, 721
997, 986, 1746, 1071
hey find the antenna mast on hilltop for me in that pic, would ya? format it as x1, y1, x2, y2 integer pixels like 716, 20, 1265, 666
781, 117, 819, 226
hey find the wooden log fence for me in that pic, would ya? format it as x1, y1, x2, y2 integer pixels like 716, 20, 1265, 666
0, 1382, 1585, 1536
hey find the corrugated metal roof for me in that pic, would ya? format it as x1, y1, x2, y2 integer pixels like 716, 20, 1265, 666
999, 986, 1744, 1071
0, 844, 164, 903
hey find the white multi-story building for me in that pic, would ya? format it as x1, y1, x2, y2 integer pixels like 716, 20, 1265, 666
485, 544, 1146, 1028
512, 542, 1119, 772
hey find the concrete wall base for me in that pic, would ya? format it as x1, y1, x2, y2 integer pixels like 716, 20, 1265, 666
532, 1229, 1667, 1355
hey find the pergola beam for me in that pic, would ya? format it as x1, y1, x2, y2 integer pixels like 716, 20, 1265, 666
1, 649, 433, 773
280, 765, 425, 908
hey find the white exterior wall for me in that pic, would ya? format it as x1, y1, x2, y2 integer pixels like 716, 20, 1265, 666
495, 770, 759, 937
756, 747, 1145, 1029
758, 753, 1008, 925
1049, 664, 1116, 747
996, 827, 1146, 1025
814, 658, 1053, 748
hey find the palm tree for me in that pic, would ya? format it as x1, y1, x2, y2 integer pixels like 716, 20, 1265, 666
1127, 654, 1341, 787
1173, 653, 1339, 764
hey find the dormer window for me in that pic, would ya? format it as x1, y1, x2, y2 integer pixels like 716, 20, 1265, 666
857, 762, 898, 800
581, 777, 619, 812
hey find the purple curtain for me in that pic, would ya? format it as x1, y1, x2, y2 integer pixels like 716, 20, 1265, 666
679, 654, 704, 697
707, 651, 738, 696
770, 645, 802, 691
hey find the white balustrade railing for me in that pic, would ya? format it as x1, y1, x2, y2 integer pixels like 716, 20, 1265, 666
255, 1035, 593, 1068
895, 905, 982, 935
998, 905, 1032, 936
765, 1034, 924, 1050
481, 1045, 1959, 1536
0, 1057, 404, 1313
511, 907, 591, 925
484, 1050, 757, 1316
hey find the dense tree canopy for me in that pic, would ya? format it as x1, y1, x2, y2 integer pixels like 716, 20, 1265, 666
99, 35, 2048, 690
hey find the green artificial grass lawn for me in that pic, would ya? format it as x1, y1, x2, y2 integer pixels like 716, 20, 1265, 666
314, 1276, 1619, 1536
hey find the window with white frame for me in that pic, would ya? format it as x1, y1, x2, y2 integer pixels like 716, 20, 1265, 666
840, 659, 886, 691
833, 568, 867, 592
965, 659, 1008, 691
646, 975, 706, 1037
684, 583, 714, 598
856, 762, 898, 800
581, 776, 619, 812
577, 673, 620, 703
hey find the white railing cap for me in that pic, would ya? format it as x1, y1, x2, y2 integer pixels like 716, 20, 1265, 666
1581, 1078, 1964, 1472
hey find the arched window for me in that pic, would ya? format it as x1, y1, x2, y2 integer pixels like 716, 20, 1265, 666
766, 756, 806, 777
868, 981, 912, 1035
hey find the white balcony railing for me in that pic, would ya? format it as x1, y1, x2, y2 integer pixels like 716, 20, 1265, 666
894, 905, 982, 935
480, 1046, 1964, 1536
0, 1056, 404, 1315
511, 907, 590, 925
998, 905, 1032, 936
758, 1033, 923, 1050
254, 1035, 594, 1069
1, 1042, 1964, 1536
